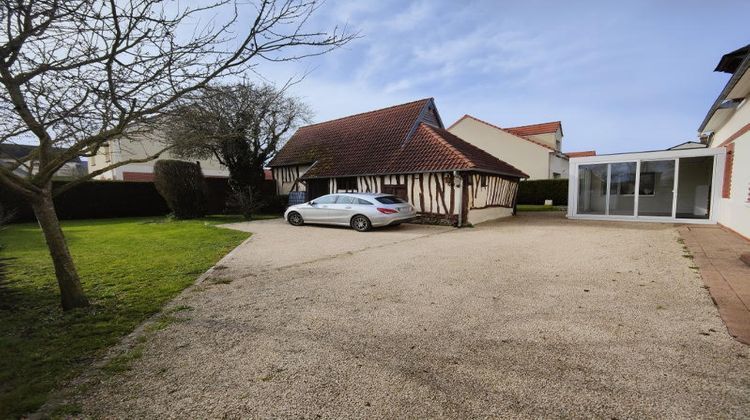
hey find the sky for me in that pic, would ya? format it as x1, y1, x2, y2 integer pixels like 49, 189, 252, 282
248, 0, 750, 154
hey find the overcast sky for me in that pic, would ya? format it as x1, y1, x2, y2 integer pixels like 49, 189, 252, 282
250, 0, 750, 154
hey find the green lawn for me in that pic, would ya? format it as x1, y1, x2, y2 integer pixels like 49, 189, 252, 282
0, 216, 253, 419
516, 204, 566, 212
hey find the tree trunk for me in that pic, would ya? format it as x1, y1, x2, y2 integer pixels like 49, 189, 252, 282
30, 188, 90, 310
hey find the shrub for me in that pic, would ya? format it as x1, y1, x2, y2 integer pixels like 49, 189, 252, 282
153, 160, 208, 219
259, 194, 289, 214
517, 179, 568, 205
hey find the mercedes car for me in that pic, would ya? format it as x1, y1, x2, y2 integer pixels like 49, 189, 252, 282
284, 192, 416, 232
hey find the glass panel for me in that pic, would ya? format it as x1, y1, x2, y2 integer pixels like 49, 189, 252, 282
314, 194, 338, 204
577, 164, 608, 215
608, 162, 637, 215
375, 196, 406, 204
676, 156, 713, 219
336, 195, 357, 204
637, 160, 675, 217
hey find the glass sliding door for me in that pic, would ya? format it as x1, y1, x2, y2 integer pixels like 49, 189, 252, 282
577, 164, 608, 214
637, 160, 675, 217
676, 156, 714, 219
608, 162, 637, 215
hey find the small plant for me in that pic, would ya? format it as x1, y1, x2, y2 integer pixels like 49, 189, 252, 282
153, 160, 208, 219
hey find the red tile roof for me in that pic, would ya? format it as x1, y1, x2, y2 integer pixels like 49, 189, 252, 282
448, 114, 557, 151
269, 99, 528, 179
505, 121, 562, 137
566, 150, 596, 158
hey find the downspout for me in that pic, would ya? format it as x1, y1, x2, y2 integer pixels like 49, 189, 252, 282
454, 170, 462, 227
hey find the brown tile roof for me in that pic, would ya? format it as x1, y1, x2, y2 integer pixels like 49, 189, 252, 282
269, 99, 527, 179
505, 121, 562, 137
448, 114, 557, 151
566, 150, 596, 158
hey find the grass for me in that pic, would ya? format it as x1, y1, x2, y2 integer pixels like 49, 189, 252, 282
201, 213, 280, 224
516, 204, 566, 212
0, 216, 252, 419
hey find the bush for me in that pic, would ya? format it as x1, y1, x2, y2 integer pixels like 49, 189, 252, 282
153, 160, 208, 219
517, 179, 568, 205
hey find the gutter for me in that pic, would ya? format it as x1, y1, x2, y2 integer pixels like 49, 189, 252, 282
698, 52, 750, 133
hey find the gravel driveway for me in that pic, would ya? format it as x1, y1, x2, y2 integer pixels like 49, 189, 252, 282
73, 213, 750, 418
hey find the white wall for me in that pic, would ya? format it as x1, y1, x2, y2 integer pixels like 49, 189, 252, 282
710, 90, 750, 238
549, 154, 569, 178
715, 135, 750, 238
90, 130, 229, 180
468, 206, 513, 225
449, 118, 551, 180
527, 131, 560, 150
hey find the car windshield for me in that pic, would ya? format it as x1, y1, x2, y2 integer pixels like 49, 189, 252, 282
375, 195, 406, 204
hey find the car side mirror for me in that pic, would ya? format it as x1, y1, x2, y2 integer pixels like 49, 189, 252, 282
309, 201, 316, 206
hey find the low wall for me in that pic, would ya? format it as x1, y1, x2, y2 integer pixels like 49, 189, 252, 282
467, 206, 513, 225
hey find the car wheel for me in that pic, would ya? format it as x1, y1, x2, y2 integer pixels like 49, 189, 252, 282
350, 215, 372, 232
287, 211, 304, 226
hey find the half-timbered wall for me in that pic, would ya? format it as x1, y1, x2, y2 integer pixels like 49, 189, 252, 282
271, 164, 311, 195
275, 170, 519, 223
326, 172, 461, 216
465, 173, 518, 209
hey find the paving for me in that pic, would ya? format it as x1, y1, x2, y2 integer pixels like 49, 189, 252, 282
72, 213, 750, 418
678, 224, 750, 345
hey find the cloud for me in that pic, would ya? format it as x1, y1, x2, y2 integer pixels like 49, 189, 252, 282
247, 0, 750, 154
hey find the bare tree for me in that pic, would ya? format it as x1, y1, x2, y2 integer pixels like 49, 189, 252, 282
0, 0, 353, 310
166, 82, 310, 219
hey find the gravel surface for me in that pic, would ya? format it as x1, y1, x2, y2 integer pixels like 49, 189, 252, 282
74, 213, 750, 418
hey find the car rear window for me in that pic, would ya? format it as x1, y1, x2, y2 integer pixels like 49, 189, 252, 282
375, 195, 406, 204
356, 198, 374, 205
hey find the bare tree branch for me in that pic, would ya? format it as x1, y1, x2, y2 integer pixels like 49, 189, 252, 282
0, 0, 354, 310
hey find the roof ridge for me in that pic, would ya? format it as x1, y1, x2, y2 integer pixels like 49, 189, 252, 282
453, 114, 556, 151
505, 120, 561, 130
297, 98, 432, 131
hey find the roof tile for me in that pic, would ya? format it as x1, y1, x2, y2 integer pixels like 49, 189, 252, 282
270, 100, 527, 179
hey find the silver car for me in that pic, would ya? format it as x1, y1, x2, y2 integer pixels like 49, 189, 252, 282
284, 192, 417, 232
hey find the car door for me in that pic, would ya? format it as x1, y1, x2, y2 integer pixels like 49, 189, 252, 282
329, 195, 357, 224
302, 194, 337, 223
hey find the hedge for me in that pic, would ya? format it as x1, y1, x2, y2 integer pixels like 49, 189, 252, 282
154, 160, 208, 219
0, 178, 277, 223
516, 179, 568, 205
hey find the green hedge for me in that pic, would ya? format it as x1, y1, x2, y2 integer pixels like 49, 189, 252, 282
0, 178, 279, 223
517, 179, 568, 205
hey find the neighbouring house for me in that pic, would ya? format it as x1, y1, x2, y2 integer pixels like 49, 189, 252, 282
447, 115, 569, 179
698, 44, 750, 238
567, 44, 750, 233
89, 130, 229, 181
268, 98, 528, 225
0, 144, 87, 179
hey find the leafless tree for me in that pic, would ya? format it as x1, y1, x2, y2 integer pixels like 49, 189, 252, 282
0, 0, 354, 310
166, 81, 310, 219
